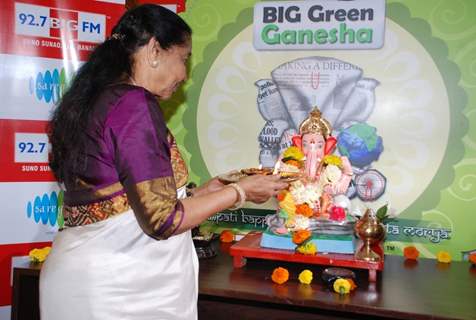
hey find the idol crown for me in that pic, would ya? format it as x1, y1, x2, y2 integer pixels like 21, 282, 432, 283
299, 107, 332, 138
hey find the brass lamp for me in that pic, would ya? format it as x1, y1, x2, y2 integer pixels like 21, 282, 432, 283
354, 209, 386, 262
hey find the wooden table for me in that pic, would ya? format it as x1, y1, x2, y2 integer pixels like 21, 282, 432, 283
200, 241, 476, 320
11, 262, 42, 320
12, 241, 476, 320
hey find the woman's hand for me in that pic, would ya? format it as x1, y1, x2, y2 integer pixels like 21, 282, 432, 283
205, 177, 226, 193
192, 177, 226, 197
237, 175, 288, 204
178, 174, 288, 234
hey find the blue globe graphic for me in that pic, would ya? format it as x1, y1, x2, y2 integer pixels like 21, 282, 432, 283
337, 123, 383, 168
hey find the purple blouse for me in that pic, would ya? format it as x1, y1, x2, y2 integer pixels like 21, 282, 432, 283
61, 84, 186, 240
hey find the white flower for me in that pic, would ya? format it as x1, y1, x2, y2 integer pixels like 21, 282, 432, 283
290, 181, 321, 207
322, 165, 342, 184
290, 215, 310, 231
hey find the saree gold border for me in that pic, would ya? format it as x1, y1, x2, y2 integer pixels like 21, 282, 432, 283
63, 192, 130, 227
133, 176, 184, 239
160, 202, 184, 239
93, 182, 124, 198
168, 131, 189, 189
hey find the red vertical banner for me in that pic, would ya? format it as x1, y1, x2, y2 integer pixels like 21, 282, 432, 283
0, 0, 187, 310
0, 0, 128, 309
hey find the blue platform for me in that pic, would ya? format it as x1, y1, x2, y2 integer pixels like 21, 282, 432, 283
260, 231, 357, 254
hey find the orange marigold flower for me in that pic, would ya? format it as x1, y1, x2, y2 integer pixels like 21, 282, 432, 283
436, 251, 451, 264
469, 253, 476, 265
403, 245, 419, 260
271, 267, 289, 285
295, 204, 313, 218
219, 230, 234, 243
292, 230, 312, 245
346, 278, 357, 291
276, 191, 287, 202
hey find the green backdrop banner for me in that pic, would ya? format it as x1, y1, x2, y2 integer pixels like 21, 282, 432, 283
165, 0, 476, 261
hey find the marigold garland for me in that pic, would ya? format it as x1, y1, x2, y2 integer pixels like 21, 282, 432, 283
295, 203, 314, 218
219, 230, 234, 243
271, 267, 289, 285
403, 245, 419, 260
436, 251, 452, 264
276, 191, 287, 202
282, 146, 304, 161
278, 191, 296, 216
292, 230, 312, 245
323, 154, 343, 168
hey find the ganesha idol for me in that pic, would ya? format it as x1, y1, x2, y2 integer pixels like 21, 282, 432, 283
261, 108, 357, 254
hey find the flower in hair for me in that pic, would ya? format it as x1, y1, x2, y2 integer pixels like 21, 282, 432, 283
110, 33, 125, 40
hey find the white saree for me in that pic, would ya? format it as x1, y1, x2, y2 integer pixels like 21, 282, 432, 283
40, 187, 198, 320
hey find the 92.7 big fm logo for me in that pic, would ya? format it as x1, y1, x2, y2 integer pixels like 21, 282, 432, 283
0, 119, 55, 182
15, 2, 106, 43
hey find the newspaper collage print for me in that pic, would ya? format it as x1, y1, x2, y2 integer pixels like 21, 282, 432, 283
256, 57, 384, 203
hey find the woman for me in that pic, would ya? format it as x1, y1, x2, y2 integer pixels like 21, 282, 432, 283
40, 4, 287, 320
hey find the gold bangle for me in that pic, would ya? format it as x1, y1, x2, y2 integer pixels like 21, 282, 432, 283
228, 183, 246, 210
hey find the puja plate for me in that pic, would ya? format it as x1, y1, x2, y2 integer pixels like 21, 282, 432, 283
217, 171, 246, 184
218, 167, 298, 184
278, 172, 302, 182
240, 167, 273, 176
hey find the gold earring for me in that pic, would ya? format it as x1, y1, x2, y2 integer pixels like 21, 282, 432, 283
152, 60, 158, 68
